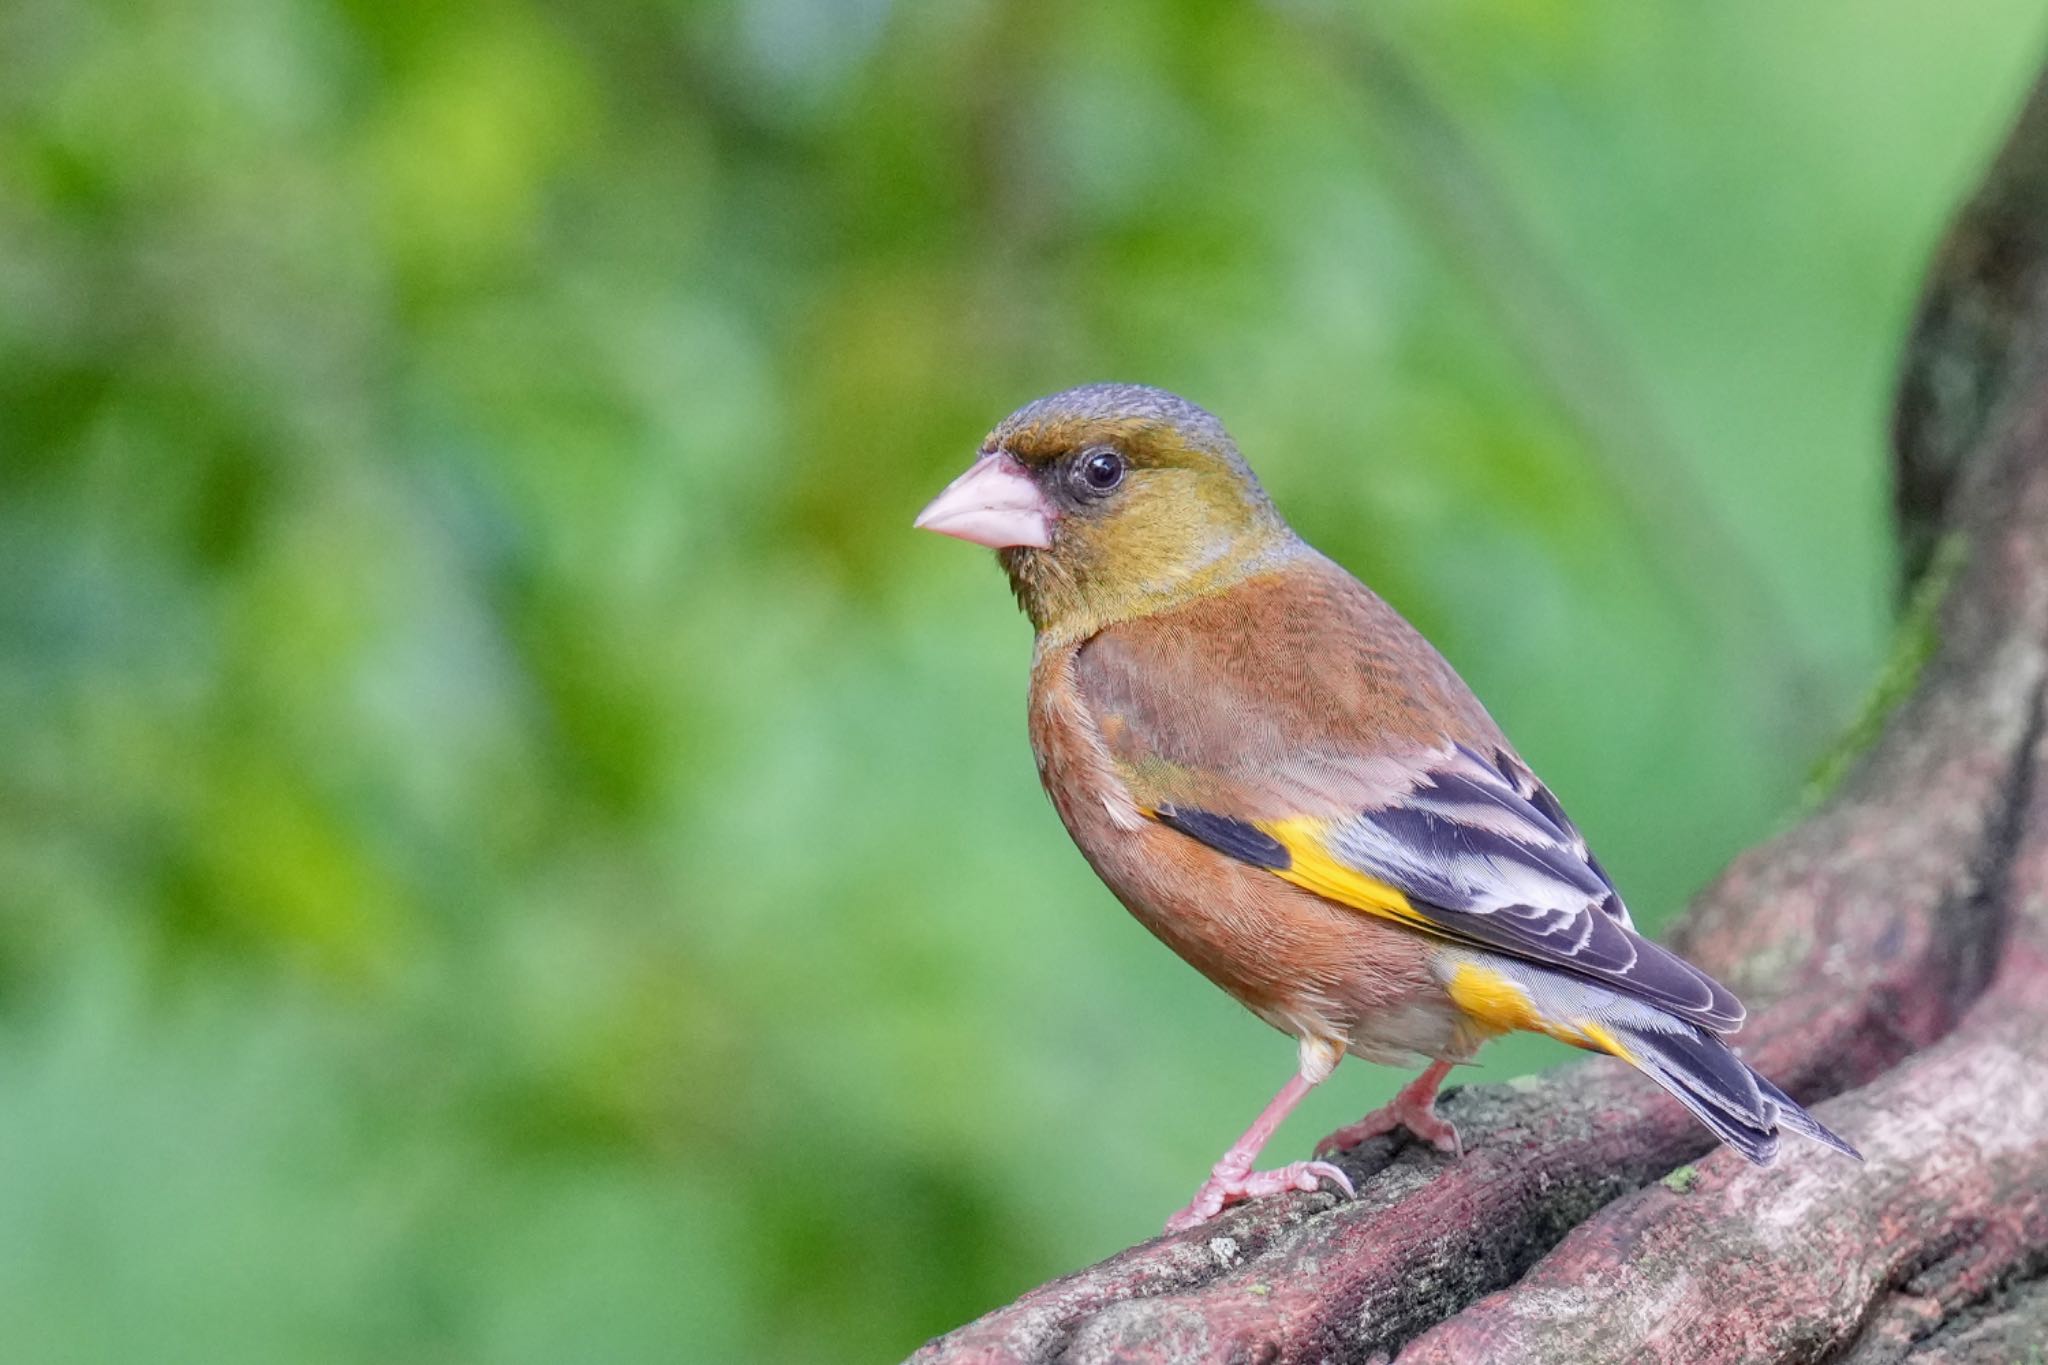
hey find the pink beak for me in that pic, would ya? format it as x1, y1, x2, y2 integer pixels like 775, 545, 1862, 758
913, 452, 1055, 549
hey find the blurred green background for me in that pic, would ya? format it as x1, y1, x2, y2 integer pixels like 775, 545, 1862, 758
2, 1, 2043, 1360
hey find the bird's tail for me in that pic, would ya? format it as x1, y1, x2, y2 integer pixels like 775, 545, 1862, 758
1596, 1017, 1861, 1165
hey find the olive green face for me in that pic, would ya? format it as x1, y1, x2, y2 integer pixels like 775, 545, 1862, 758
978, 385, 1290, 635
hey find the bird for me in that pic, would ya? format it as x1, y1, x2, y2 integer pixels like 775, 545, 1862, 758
913, 383, 1860, 1232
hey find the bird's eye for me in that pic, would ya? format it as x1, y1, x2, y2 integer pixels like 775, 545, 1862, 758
1070, 447, 1126, 497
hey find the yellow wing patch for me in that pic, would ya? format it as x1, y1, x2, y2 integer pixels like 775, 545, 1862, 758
1444, 962, 1637, 1060
1445, 962, 1544, 1034
1257, 817, 1436, 930
1573, 1019, 1637, 1064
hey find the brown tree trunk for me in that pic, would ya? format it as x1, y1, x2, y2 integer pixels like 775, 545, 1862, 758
910, 52, 2048, 1365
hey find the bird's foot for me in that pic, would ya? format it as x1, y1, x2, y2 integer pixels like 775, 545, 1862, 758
1316, 1093, 1461, 1158
1163, 1158, 1354, 1232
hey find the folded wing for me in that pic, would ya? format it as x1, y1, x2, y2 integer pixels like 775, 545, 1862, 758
1154, 744, 1742, 1034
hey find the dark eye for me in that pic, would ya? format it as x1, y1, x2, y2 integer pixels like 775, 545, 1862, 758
1070, 447, 1126, 497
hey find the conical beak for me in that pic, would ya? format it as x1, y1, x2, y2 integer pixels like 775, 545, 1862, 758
912, 453, 1054, 549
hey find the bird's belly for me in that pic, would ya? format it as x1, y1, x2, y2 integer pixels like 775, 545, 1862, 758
1330, 999, 1477, 1068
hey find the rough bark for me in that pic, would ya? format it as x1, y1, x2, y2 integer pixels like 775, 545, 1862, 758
912, 54, 2048, 1365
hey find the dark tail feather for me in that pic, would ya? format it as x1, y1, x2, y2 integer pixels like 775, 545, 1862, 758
1604, 1019, 1862, 1164
1752, 1069, 1862, 1160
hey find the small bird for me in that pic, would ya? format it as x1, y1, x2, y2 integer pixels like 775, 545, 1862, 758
915, 384, 1859, 1231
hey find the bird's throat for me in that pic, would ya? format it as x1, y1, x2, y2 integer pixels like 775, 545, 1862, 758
1002, 526, 1305, 645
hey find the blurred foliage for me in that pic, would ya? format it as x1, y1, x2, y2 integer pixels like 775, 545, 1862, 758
1, 0, 2043, 1360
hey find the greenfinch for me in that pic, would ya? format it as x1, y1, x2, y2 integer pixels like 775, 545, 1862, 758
916, 384, 1858, 1231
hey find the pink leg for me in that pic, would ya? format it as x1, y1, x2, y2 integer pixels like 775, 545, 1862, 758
1164, 1071, 1356, 1232
1315, 1059, 1461, 1158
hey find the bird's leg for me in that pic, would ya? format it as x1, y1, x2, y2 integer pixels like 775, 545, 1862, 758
1164, 1041, 1354, 1233
1315, 1058, 1460, 1157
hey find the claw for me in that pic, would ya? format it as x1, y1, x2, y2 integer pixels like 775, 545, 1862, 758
1315, 1105, 1461, 1158
1164, 1159, 1354, 1232
1317, 1059, 1462, 1158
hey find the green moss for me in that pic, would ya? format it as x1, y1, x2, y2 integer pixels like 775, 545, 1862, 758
1803, 532, 1968, 807
1660, 1164, 1699, 1194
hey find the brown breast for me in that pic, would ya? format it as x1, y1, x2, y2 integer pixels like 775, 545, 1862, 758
1026, 630, 1445, 1051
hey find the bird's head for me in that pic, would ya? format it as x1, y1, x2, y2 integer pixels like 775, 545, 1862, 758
915, 384, 1296, 637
